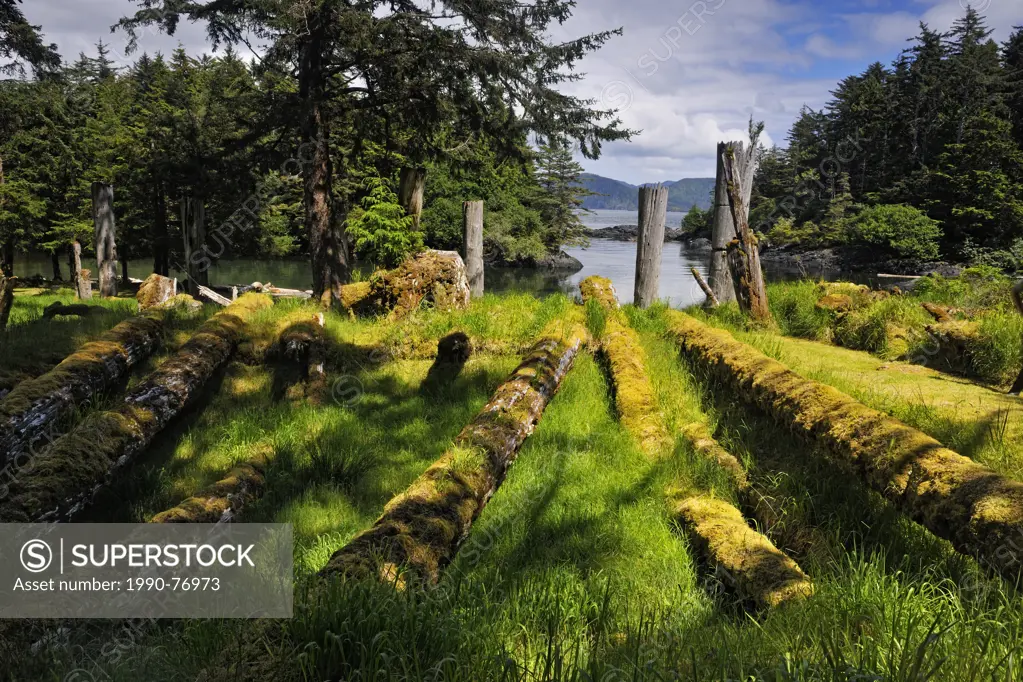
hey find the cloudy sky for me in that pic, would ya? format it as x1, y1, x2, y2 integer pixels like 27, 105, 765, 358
20, 0, 1021, 185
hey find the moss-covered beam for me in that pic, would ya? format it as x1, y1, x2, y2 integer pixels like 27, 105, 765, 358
0, 294, 198, 469
672, 496, 813, 609
0, 293, 273, 523
320, 319, 589, 586
665, 310, 1023, 580
150, 456, 267, 524
579, 276, 669, 457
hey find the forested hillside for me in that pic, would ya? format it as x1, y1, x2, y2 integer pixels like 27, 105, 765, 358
752, 9, 1023, 267
581, 174, 713, 212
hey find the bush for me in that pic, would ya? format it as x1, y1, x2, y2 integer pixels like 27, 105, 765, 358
851, 204, 941, 260
766, 280, 834, 340
764, 217, 820, 247
347, 178, 422, 268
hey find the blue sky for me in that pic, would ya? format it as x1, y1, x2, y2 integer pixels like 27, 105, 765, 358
21, 0, 1022, 184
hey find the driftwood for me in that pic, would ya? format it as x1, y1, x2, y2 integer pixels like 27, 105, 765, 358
0, 274, 14, 330
0, 300, 187, 469
196, 284, 232, 307
691, 267, 719, 308
666, 310, 1023, 580
721, 143, 771, 323
320, 320, 588, 585
0, 294, 273, 522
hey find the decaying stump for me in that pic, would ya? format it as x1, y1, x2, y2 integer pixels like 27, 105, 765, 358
665, 310, 1023, 581
92, 182, 118, 298
0, 274, 14, 330
721, 143, 770, 323
580, 276, 669, 456
0, 293, 273, 522
150, 454, 268, 524
342, 250, 471, 319
272, 313, 328, 402
0, 297, 197, 469
422, 332, 473, 391
673, 496, 813, 609
137, 274, 177, 310
320, 320, 588, 586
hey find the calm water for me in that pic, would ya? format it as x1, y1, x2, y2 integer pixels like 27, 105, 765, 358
10, 211, 844, 308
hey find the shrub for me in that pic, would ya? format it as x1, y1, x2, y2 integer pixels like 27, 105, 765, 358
851, 204, 941, 260
347, 178, 422, 268
767, 280, 834, 340
764, 217, 819, 247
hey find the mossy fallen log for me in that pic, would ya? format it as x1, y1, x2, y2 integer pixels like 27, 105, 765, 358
579, 276, 669, 457
673, 496, 813, 609
0, 295, 198, 469
664, 310, 1023, 580
340, 250, 471, 319
320, 319, 589, 586
0, 293, 273, 522
150, 455, 268, 524
679, 422, 748, 491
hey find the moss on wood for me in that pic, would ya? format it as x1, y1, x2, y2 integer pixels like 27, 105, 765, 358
673, 495, 813, 609
320, 321, 589, 586
664, 310, 1023, 580
150, 453, 268, 524
680, 422, 748, 491
580, 276, 669, 457
341, 250, 471, 319
0, 295, 199, 467
0, 293, 273, 522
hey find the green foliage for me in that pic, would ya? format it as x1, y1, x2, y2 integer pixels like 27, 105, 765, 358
680, 204, 712, 238
346, 178, 421, 268
852, 204, 942, 259
765, 217, 819, 246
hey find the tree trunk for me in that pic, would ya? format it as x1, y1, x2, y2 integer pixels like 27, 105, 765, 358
1, 240, 13, 277
399, 167, 427, 231
153, 183, 169, 276
301, 18, 350, 308
709, 143, 738, 305
70, 240, 91, 300
0, 305, 171, 470
92, 182, 118, 297
121, 253, 130, 286
0, 273, 14, 331
50, 251, 62, 281
0, 294, 274, 523
462, 200, 484, 299
721, 144, 771, 323
1011, 279, 1023, 395
181, 196, 209, 296
321, 322, 588, 585
634, 184, 668, 308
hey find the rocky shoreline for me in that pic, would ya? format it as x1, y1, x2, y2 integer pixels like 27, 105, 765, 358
586, 225, 962, 278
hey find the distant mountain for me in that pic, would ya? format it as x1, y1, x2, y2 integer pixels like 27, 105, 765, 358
580, 174, 714, 212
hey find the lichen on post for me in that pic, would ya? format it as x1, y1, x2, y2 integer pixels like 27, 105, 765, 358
0, 293, 273, 523
664, 309, 1023, 581
320, 320, 588, 586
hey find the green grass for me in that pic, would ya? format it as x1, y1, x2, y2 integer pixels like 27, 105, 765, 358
0, 287, 140, 392
9, 293, 1023, 681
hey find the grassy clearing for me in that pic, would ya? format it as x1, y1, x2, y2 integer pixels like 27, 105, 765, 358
744, 273, 1023, 386
9, 293, 1023, 681
0, 287, 140, 392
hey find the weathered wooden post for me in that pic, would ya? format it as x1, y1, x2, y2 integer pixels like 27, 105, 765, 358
709, 142, 738, 305
634, 184, 669, 308
0, 273, 15, 330
399, 168, 427, 232
463, 200, 484, 299
181, 196, 209, 297
721, 143, 771, 322
69, 240, 91, 300
92, 182, 117, 297
1010, 279, 1023, 395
